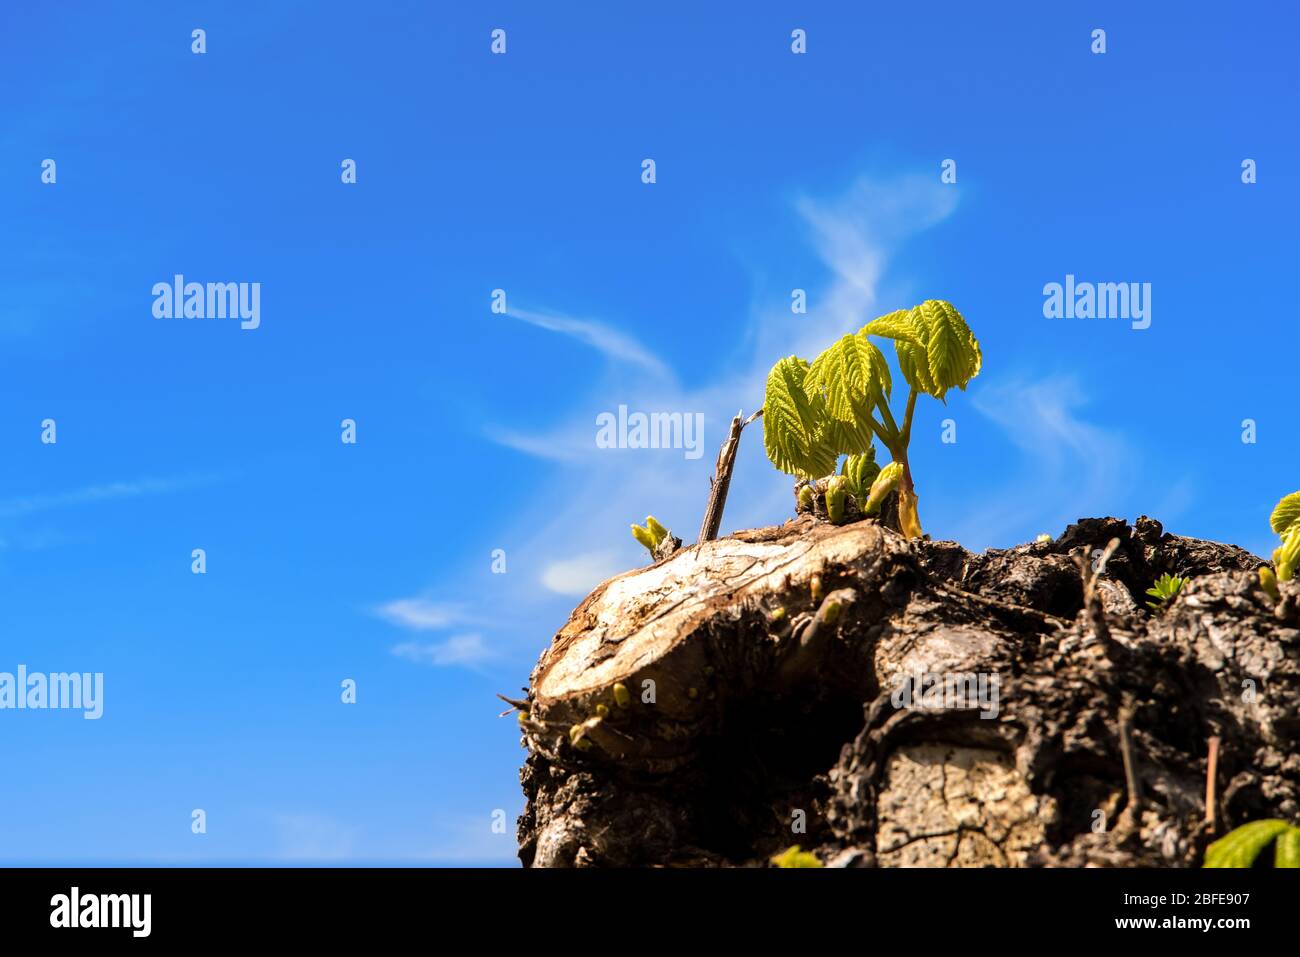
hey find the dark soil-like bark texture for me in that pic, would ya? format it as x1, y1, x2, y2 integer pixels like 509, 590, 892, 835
513, 511, 1299, 867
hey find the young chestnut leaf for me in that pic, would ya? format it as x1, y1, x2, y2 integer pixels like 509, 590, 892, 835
1270, 491, 1300, 537
763, 356, 837, 479
1278, 524, 1300, 582
862, 300, 981, 400
1204, 819, 1296, 868
804, 334, 892, 422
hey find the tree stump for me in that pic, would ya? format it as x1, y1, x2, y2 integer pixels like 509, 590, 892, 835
515, 514, 1299, 868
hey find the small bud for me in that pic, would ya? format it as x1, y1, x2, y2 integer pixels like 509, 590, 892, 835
613, 682, 632, 709
595, 703, 609, 718
864, 462, 903, 515
1259, 566, 1280, 601
1036, 533, 1051, 544
810, 574, 823, 604
770, 606, 787, 624
646, 515, 669, 546
825, 476, 847, 524
822, 599, 842, 625
797, 485, 815, 513
631, 523, 656, 554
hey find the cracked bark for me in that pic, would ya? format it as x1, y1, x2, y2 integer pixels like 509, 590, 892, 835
515, 511, 1297, 868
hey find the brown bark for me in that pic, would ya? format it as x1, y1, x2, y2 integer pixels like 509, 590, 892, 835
514, 512, 1298, 868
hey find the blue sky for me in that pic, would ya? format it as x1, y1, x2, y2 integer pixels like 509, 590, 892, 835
0, 1, 1295, 863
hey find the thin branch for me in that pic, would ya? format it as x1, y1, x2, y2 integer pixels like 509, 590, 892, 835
1074, 536, 1120, 646
697, 408, 763, 544
496, 692, 529, 714
1205, 735, 1220, 833
1118, 700, 1144, 814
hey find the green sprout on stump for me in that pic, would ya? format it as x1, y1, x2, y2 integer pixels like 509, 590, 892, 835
840, 449, 880, 502
770, 845, 823, 868
631, 515, 681, 560
1268, 491, 1300, 582
762, 300, 982, 539
1204, 819, 1300, 868
631, 516, 669, 554
1144, 573, 1186, 611
862, 461, 902, 517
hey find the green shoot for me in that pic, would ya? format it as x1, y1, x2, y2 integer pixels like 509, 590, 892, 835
1259, 566, 1280, 601
824, 476, 847, 524
840, 449, 880, 501
770, 845, 823, 868
1268, 491, 1300, 582
862, 461, 903, 517
630, 515, 671, 557
1144, 573, 1186, 611
1204, 819, 1300, 868
762, 300, 982, 539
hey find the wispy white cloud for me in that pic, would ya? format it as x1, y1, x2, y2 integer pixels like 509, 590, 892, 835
373, 598, 466, 632
0, 473, 220, 519
484, 425, 589, 464
391, 633, 494, 667
540, 551, 623, 596
507, 306, 671, 380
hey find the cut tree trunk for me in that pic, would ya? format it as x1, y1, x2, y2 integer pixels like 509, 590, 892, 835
514, 513, 1299, 867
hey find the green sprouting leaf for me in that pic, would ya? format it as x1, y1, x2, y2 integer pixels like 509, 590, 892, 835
630, 523, 656, 555
863, 301, 981, 400
861, 308, 925, 344
916, 299, 982, 395
1279, 525, 1300, 582
1144, 573, 1186, 611
762, 356, 837, 479
645, 516, 669, 547
1204, 819, 1293, 868
863, 461, 903, 516
896, 339, 939, 397
805, 334, 891, 422
841, 449, 880, 501
770, 845, 823, 868
1275, 827, 1300, 868
1270, 491, 1300, 536
820, 394, 880, 456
